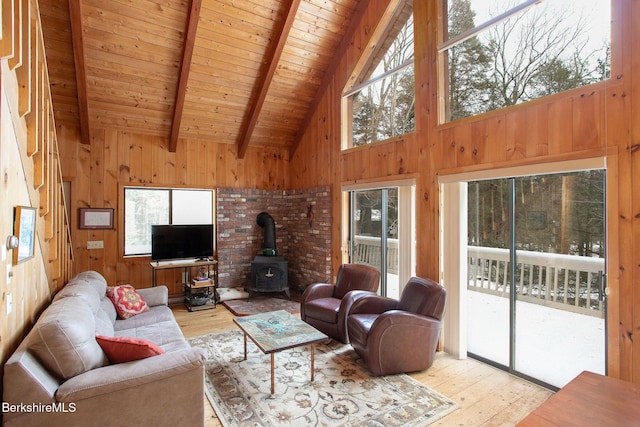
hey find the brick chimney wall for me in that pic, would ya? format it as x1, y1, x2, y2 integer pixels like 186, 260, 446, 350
285, 187, 332, 291
216, 186, 331, 293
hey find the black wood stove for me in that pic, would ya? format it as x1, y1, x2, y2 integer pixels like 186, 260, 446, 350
246, 212, 289, 298
249, 256, 289, 298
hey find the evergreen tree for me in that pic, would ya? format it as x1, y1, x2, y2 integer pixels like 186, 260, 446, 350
447, 0, 491, 120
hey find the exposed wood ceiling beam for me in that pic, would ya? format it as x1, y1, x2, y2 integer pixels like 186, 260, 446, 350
169, 0, 202, 152
236, 0, 302, 159
289, 0, 370, 157
68, 0, 91, 144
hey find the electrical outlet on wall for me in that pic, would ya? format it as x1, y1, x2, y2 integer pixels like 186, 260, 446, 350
87, 240, 104, 249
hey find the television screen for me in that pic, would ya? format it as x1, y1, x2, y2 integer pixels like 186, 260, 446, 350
151, 224, 214, 261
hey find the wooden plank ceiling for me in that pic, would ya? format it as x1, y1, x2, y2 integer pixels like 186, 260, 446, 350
38, 0, 362, 157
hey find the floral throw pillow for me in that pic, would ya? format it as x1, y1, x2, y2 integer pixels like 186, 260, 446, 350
96, 335, 164, 364
106, 284, 149, 319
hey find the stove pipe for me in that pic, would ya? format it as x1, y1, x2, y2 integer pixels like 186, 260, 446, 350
257, 212, 276, 255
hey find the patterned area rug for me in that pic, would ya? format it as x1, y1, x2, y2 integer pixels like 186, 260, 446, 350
222, 296, 300, 316
188, 330, 458, 426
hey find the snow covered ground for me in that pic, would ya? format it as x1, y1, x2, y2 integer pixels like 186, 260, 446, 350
468, 290, 606, 388
383, 274, 605, 388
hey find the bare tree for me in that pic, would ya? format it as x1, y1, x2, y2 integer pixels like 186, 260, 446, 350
446, 1, 610, 120
486, 4, 602, 108
352, 13, 415, 146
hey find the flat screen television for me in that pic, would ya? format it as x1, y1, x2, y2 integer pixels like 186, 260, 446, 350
151, 224, 214, 261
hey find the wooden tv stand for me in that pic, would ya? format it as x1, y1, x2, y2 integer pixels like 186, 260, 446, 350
150, 259, 218, 311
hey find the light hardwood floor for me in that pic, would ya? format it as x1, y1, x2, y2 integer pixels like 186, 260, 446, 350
172, 304, 553, 427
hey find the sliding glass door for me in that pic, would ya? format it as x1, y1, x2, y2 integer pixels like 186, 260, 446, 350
467, 178, 511, 366
467, 170, 606, 388
350, 189, 398, 297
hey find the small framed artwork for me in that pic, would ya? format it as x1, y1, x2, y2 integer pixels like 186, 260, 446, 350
14, 206, 37, 265
79, 208, 114, 229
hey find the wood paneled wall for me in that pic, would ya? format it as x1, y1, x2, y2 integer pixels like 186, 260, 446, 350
4, 0, 637, 389
290, 0, 640, 383
58, 126, 290, 291
1, 0, 72, 370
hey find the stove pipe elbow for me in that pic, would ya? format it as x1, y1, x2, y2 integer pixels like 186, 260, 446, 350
257, 212, 276, 255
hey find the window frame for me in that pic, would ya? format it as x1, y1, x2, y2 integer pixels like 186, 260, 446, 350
121, 184, 216, 258
342, 178, 416, 297
438, 0, 612, 124
437, 0, 539, 53
437, 156, 606, 375
341, 0, 415, 151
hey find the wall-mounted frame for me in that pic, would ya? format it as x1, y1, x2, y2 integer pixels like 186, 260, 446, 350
13, 206, 37, 265
79, 208, 114, 229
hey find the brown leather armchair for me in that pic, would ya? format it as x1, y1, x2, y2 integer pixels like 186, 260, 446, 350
300, 264, 380, 343
347, 276, 447, 376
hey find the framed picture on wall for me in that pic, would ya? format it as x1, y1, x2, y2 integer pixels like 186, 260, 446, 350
79, 208, 114, 229
13, 206, 37, 265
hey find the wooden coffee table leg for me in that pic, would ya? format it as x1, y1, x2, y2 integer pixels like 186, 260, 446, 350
271, 353, 275, 394
310, 344, 316, 382
243, 333, 247, 360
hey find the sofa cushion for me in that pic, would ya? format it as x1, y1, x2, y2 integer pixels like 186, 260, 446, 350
136, 286, 169, 307
72, 270, 108, 297
54, 279, 116, 336
107, 285, 149, 319
304, 297, 340, 323
53, 281, 101, 314
114, 305, 176, 331
96, 335, 165, 363
117, 321, 187, 350
100, 297, 117, 323
29, 298, 108, 380
95, 307, 115, 336
114, 306, 190, 352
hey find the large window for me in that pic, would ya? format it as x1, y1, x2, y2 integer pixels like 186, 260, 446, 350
440, 0, 610, 122
342, 0, 414, 149
124, 187, 214, 256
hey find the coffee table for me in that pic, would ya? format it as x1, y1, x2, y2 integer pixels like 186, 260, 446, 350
233, 310, 328, 394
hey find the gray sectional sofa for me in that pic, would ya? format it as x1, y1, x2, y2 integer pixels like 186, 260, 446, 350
2, 271, 205, 427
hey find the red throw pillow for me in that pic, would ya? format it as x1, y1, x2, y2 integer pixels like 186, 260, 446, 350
96, 335, 164, 363
107, 284, 149, 319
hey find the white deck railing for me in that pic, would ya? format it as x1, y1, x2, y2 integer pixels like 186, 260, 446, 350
353, 236, 605, 318
352, 236, 399, 274
468, 245, 605, 317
